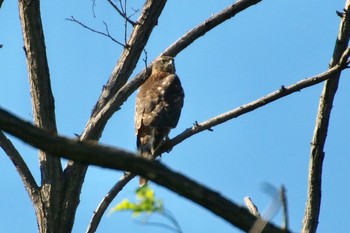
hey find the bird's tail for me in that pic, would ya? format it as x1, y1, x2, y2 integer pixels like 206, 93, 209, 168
137, 135, 153, 186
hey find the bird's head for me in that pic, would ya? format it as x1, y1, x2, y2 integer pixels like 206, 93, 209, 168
153, 56, 176, 73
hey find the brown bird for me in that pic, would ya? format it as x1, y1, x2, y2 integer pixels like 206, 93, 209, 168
135, 56, 184, 185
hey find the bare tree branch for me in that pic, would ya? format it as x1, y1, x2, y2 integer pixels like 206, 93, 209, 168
162, 0, 262, 57
82, 47, 350, 230
163, 48, 350, 152
62, 1, 169, 229
90, 0, 168, 118
0, 131, 39, 196
104, 0, 264, 121
66, 16, 126, 47
81, 0, 265, 147
77, 5, 265, 225
86, 173, 135, 233
107, 0, 138, 26
18, 0, 64, 232
301, 1, 350, 233
0, 108, 290, 233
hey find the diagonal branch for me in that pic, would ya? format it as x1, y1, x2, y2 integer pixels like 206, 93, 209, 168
81, 0, 265, 146
90, 0, 168, 119
81, 2, 264, 227
0, 131, 39, 196
86, 173, 135, 233
0, 108, 290, 233
62, 0, 169, 229
66, 16, 126, 47
162, 0, 262, 57
163, 48, 350, 152
82, 46, 350, 231
107, 0, 137, 26
301, 1, 350, 233
105, 0, 264, 119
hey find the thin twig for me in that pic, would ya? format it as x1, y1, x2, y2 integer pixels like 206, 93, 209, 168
66, 16, 126, 47
107, 0, 137, 26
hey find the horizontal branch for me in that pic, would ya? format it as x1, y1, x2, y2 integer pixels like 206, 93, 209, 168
0, 108, 289, 233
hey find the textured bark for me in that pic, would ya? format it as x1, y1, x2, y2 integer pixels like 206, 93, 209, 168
301, 1, 350, 233
19, 0, 65, 232
0, 108, 290, 233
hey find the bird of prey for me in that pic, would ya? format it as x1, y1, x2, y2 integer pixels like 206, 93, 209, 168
135, 56, 184, 185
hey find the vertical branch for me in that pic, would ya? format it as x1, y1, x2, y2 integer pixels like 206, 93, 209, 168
302, 1, 350, 233
18, 0, 63, 232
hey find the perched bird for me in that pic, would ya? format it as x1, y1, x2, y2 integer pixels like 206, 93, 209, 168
135, 56, 184, 185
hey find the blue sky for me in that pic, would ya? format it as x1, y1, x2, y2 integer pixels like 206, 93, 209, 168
1, 0, 349, 232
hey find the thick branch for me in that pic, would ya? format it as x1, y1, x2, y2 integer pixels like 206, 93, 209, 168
0, 108, 289, 233
18, 0, 63, 232
301, 1, 350, 233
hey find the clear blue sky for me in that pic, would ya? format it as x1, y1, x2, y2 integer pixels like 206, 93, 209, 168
1, 1, 349, 232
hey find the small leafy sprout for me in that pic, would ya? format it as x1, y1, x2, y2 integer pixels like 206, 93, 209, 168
112, 185, 163, 216
111, 185, 183, 233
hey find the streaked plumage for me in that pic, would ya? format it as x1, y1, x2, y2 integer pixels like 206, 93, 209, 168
135, 56, 184, 185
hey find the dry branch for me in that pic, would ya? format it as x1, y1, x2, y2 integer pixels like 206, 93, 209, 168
18, 0, 64, 232
0, 108, 289, 233
90, 0, 168, 118
301, 1, 350, 233
0, 131, 39, 195
83, 46, 350, 231
164, 49, 350, 151
61, 1, 169, 230
79, 1, 264, 229
86, 173, 135, 233
163, 0, 262, 57
66, 16, 125, 47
